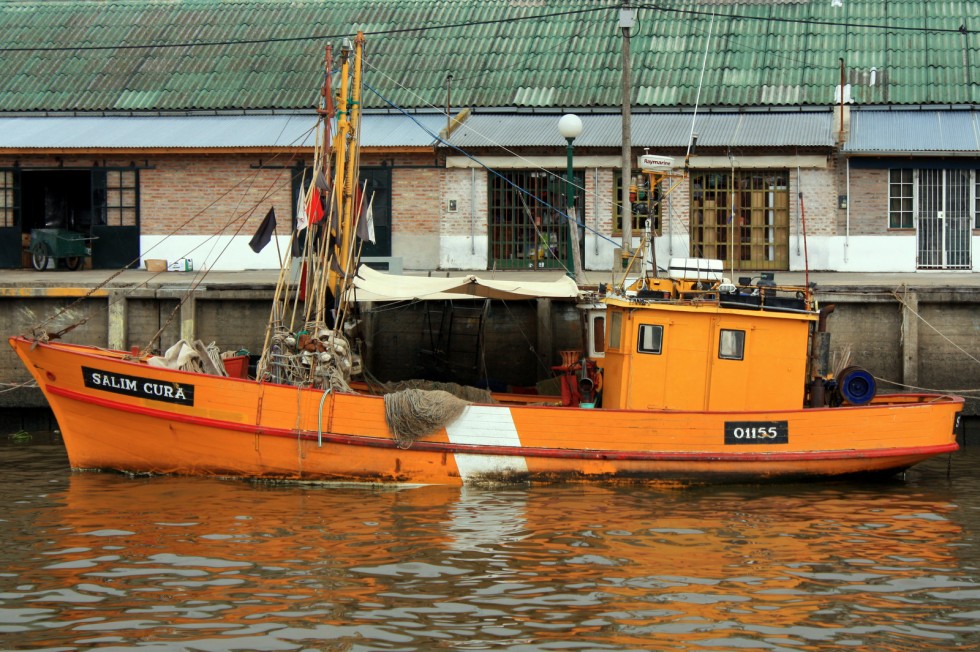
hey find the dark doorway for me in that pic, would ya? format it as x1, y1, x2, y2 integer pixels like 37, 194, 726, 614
291, 164, 393, 259
0, 167, 141, 269
358, 166, 392, 258
21, 170, 93, 232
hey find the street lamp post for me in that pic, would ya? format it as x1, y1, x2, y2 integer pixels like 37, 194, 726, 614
558, 114, 584, 284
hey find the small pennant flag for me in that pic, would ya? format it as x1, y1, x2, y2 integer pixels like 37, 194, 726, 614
357, 193, 376, 245
306, 188, 324, 224
248, 207, 276, 253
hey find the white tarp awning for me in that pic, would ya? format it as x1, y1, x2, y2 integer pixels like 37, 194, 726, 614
348, 265, 581, 302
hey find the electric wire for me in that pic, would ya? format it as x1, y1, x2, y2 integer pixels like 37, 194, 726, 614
0, 2, 970, 56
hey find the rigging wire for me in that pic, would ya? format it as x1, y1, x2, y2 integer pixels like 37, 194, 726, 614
0, 6, 617, 53
686, 12, 713, 162
26, 120, 316, 342
363, 59, 590, 204
0, 3, 970, 55
363, 78, 621, 256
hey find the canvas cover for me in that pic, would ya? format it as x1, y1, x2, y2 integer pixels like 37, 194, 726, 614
348, 264, 581, 302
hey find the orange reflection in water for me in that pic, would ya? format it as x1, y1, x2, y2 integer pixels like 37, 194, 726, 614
485, 486, 966, 649
9, 472, 972, 651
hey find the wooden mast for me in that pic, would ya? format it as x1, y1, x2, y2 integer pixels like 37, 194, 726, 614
326, 32, 364, 312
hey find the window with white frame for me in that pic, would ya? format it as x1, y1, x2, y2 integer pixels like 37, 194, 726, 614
637, 324, 663, 354
975, 171, 980, 229
888, 169, 914, 229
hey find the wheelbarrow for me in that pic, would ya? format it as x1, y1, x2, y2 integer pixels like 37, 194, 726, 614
29, 228, 95, 271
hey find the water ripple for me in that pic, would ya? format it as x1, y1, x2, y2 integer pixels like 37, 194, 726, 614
2, 439, 980, 650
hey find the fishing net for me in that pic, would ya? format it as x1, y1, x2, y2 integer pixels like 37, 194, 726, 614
384, 389, 471, 448
372, 378, 493, 404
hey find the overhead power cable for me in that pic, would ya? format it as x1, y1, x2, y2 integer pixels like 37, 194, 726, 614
0, 1, 973, 55
0, 5, 615, 53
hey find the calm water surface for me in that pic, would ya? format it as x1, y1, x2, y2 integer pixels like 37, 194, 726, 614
2, 433, 980, 651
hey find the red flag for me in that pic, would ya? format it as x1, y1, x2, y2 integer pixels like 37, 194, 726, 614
306, 188, 324, 224
298, 261, 307, 301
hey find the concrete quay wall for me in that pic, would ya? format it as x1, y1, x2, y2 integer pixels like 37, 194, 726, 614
2, 270, 979, 416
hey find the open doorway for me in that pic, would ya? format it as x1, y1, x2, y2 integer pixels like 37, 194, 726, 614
21, 170, 93, 232
0, 167, 140, 269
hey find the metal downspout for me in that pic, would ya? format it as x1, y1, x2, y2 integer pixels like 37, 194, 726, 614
470, 168, 476, 255
593, 167, 600, 257
845, 158, 850, 264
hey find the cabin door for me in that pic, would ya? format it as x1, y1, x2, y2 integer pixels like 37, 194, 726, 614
917, 169, 972, 269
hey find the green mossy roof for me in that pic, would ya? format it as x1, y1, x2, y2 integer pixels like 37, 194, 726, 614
1, 0, 977, 113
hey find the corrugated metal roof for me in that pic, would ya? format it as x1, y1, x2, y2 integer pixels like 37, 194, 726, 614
0, 0, 978, 112
845, 110, 980, 152
444, 112, 834, 149
0, 114, 442, 149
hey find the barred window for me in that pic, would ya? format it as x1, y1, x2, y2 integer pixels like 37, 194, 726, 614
690, 170, 789, 271
488, 169, 581, 270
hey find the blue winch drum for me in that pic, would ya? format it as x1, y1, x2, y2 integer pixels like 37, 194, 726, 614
837, 366, 876, 405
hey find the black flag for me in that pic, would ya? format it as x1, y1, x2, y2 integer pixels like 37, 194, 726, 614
249, 207, 276, 253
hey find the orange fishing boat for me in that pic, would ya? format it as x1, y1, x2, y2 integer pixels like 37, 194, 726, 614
8, 34, 963, 485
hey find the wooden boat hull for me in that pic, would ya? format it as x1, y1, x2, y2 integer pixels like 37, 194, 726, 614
10, 336, 963, 485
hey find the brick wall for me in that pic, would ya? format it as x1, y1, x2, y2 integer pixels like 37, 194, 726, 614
391, 167, 440, 235
443, 168, 488, 236
799, 164, 839, 237
847, 167, 895, 236
142, 155, 294, 237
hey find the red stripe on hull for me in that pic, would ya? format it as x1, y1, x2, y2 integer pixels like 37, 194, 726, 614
46, 384, 958, 466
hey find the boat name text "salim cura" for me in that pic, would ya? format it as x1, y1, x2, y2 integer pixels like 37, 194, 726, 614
724, 421, 789, 444
82, 366, 195, 406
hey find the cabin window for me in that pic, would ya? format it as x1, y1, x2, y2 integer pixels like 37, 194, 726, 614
592, 315, 605, 354
637, 324, 663, 354
718, 329, 745, 360
608, 311, 622, 350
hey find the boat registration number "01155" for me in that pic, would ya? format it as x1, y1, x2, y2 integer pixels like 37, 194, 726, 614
724, 421, 789, 444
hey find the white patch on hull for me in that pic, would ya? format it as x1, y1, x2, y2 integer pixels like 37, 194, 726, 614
445, 405, 528, 481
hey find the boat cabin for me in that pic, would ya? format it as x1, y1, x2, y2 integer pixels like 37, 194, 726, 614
594, 268, 818, 412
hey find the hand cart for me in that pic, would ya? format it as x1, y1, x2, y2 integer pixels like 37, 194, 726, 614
29, 228, 95, 271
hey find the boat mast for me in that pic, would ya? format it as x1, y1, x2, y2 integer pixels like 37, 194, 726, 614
620, 1, 634, 263
328, 32, 364, 314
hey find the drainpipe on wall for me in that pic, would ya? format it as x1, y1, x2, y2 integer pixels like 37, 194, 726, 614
845, 158, 850, 265
796, 161, 802, 257
593, 168, 600, 257
470, 168, 476, 255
